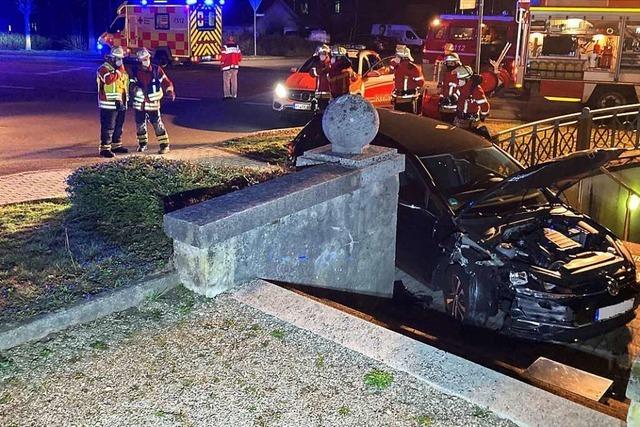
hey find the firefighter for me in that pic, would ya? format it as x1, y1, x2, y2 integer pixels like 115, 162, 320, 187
309, 44, 331, 111
454, 65, 490, 137
439, 52, 462, 123
327, 45, 356, 99
220, 36, 242, 100
390, 44, 424, 114
130, 48, 176, 154
96, 46, 130, 158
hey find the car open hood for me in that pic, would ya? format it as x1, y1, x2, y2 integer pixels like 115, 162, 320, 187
459, 148, 626, 215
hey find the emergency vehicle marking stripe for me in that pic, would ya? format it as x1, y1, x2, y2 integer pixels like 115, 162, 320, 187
189, 5, 222, 59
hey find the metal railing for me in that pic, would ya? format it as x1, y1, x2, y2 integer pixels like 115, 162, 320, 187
492, 103, 640, 167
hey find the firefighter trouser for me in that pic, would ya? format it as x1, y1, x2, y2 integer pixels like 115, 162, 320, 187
135, 110, 169, 148
223, 69, 238, 98
99, 108, 126, 151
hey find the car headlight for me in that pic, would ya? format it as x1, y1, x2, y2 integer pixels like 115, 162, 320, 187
275, 83, 288, 99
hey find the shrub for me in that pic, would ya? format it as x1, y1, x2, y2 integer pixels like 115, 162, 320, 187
67, 157, 282, 257
233, 32, 315, 56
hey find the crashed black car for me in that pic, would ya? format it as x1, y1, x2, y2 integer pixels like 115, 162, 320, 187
291, 108, 640, 342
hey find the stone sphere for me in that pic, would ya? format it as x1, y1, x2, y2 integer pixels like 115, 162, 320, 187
322, 95, 380, 154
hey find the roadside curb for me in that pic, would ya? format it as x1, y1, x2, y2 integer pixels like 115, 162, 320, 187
0, 272, 179, 351
233, 280, 624, 427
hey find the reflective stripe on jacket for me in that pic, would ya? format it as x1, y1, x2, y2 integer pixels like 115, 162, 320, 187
97, 62, 129, 110
130, 64, 174, 111
221, 44, 242, 71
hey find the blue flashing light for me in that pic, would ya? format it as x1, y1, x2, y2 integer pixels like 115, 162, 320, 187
96, 41, 103, 50
141, 0, 148, 5
219, 0, 225, 5
204, 0, 213, 5
186, 0, 197, 4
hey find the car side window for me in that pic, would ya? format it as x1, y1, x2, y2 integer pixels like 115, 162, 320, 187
399, 158, 444, 216
360, 55, 371, 75
405, 31, 417, 40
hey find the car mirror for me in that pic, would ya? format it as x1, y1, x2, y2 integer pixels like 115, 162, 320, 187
290, 67, 298, 73
366, 70, 381, 78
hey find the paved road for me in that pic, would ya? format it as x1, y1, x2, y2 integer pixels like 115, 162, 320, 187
0, 52, 581, 176
0, 53, 303, 175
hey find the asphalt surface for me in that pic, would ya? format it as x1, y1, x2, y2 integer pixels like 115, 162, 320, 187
0, 52, 582, 176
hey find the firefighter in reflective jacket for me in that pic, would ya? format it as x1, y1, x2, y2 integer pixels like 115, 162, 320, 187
220, 36, 242, 99
454, 65, 490, 131
96, 46, 130, 158
439, 53, 462, 122
327, 45, 356, 99
309, 44, 331, 111
130, 48, 175, 154
390, 44, 424, 114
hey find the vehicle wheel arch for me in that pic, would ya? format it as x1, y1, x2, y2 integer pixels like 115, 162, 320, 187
588, 85, 638, 109
153, 47, 173, 67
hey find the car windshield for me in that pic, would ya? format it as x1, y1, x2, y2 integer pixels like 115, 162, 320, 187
419, 146, 551, 213
297, 55, 359, 73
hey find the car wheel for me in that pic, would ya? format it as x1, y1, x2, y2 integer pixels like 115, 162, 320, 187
591, 89, 628, 109
444, 265, 504, 330
445, 265, 470, 322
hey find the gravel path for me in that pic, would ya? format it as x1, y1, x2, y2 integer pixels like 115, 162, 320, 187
0, 286, 516, 427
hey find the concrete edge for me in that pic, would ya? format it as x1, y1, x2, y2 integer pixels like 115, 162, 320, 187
232, 280, 624, 427
0, 272, 179, 351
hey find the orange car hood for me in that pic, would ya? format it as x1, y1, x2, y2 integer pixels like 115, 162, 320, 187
285, 72, 316, 90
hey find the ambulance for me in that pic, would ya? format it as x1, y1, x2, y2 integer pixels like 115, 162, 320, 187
422, 0, 640, 108
98, 0, 224, 66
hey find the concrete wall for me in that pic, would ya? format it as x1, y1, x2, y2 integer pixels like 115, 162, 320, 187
163, 145, 404, 298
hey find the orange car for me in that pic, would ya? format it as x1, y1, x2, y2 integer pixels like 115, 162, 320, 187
273, 47, 396, 115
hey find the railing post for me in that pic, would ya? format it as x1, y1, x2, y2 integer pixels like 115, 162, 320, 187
576, 107, 592, 151
635, 108, 640, 149
530, 124, 537, 166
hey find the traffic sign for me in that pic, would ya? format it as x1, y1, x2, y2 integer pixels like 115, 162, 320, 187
460, 0, 476, 9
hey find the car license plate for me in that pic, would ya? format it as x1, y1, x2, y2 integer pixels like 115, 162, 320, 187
293, 103, 311, 111
595, 298, 634, 321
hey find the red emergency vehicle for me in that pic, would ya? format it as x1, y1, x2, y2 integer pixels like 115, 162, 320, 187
273, 47, 396, 115
98, 0, 223, 66
422, 1, 640, 108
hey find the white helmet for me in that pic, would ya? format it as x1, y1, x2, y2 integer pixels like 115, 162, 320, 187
330, 45, 347, 57
110, 46, 125, 59
455, 65, 474, 80
444, 53, 461, 65
395, 44, 414, 62
136, 48, 151, 61
315, 44, 330, 56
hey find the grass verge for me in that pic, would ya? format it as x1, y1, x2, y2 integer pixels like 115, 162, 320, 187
1, 157, 283, 325
221, 128, 301, 165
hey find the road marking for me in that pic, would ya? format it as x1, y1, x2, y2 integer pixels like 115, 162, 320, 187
176, 96, 201, 101
37, 67, 92, 75
0, 85, 35, 90
69, 89, 95, 94
243, 102, 272, 106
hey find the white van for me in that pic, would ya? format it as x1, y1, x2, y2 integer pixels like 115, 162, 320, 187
371, 24, 422, 47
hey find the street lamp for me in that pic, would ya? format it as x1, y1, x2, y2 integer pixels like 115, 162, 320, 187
623, 192, 640, 241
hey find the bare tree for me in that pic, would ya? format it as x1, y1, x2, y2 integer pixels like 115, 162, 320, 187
87, 0, 95, 52
16, 0, 34, 50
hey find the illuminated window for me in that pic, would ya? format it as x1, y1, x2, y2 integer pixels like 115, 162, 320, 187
301, 1, 308, 14
334, 0, 341, 14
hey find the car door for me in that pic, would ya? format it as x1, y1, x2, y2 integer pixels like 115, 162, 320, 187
362, 55, 395, 106
395, 155, 444, 287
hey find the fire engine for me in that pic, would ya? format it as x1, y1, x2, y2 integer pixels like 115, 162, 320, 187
423, 0, 640, 108
98, 0, 224, 66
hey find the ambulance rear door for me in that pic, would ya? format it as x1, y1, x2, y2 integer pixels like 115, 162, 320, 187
189, 3, 223, 60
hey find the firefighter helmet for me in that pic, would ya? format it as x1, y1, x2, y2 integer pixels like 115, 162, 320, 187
330, 45, 347, 57
444, 53, 461, 66
137, 48, 151, 60
455, 65, 474, 80
395, 44, 414, 62
315, 44, 330, 56
444, 43, 455, 55
110, 46, 125, 59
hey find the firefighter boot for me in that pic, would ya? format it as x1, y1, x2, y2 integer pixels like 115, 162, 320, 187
158, 144, 170, 155
111, 143, 129, 154
99, 149, 115, 158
